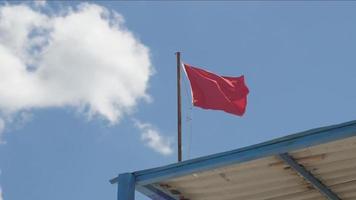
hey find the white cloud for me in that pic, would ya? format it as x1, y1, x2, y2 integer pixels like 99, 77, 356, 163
0, 170, 3, 200
0, 119, 4, 143
134, 120, 173, 156
33, 0, 46, 7
0, 3, 152, 132
0, 185, 3, 200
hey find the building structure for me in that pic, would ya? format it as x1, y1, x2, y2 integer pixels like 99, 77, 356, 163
111, 120, 356, 200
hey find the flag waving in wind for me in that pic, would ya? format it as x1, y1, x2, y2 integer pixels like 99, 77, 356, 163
183, 63, 249, 116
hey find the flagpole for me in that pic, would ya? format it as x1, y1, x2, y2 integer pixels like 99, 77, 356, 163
176, 52, 182, 162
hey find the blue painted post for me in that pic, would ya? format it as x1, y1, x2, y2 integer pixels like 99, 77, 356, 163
117, 173, 135, 200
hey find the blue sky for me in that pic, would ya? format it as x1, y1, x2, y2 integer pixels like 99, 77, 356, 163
1, 1, 356, 200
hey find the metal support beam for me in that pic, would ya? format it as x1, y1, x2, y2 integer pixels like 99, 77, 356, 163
278, 153, 341, 200
117, 173, 135, 200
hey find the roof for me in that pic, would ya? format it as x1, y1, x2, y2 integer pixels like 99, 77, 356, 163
111, 120, 356, 200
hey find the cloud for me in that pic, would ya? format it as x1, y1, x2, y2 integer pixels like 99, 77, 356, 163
0, 3, 152, 132
0, 172, 3, 200
0, 185, 3, 200
0, 119, 4, 142
134, 120, 173, 156
33, 0, 46, 7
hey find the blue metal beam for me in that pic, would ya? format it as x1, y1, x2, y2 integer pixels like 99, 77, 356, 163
112, 174, 178, 200
132, 120, 356, 185
117, 173, 135, 200
278, 153, 341, 200
111, 120, 356, 200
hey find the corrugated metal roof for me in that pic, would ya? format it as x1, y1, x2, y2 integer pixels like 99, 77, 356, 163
111, 120, 356, 200
158, 136, 356, 200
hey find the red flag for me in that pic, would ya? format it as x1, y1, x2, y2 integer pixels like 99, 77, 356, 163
183, 63, 249, 116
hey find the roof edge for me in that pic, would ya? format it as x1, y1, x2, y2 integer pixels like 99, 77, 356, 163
132, 120, 356, 185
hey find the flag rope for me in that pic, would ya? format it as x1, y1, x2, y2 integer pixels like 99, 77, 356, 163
181, 64, 194, 159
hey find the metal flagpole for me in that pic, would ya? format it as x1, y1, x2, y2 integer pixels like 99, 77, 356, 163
176, 52, 182, 162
